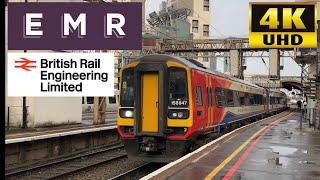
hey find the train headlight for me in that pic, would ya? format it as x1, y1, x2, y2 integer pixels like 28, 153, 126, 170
172, 112, 178, 118
125, 110, 133, 118
119, 108, 133, 118
168, 109, 189, 119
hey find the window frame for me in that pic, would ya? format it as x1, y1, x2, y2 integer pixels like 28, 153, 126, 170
203, 0, 210, 11
203, 24, 210, 37
87, 97, 94, 105
108, 96, 117, 104
192, 20, 199, 33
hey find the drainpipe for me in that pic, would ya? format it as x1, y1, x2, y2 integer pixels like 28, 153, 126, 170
22, 48, 28, 128
22, 97, 27, 128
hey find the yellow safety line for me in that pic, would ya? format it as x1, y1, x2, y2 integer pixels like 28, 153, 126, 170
204, 112, 293, 180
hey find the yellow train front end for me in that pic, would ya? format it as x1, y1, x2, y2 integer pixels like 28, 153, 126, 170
116, 55, 194, 162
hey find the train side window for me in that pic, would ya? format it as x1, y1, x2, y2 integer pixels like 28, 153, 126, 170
249, 94, 255, 105
244, 93, 251, 106
87, 97, 94, 104
196, 86, 203, 106
239, 92, 245, 106
233, 91, 240, 107
109, 96, 116, 104
226, 90, 234, 106
216, 88, 225, 107
253, 94, 261, 105
253, 94, 257, 105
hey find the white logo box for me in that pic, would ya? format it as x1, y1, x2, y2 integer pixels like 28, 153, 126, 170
7, 52, 115, 97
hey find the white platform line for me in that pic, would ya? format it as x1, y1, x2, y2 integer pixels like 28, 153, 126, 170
5, 125, 117, 145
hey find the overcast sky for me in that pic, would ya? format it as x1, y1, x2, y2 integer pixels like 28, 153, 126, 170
145, 0, 301, 76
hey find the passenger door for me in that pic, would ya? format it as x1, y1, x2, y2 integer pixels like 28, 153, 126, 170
141, 72, 159, 133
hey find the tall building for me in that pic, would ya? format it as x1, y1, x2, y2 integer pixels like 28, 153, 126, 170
166, 0, 211, 67
167, 0, 211, 39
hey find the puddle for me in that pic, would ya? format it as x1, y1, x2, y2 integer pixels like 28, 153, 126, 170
287, 119, 298, 123
299, 160, 316, 165
278, 122, 287, 124
270, 146, 298, 155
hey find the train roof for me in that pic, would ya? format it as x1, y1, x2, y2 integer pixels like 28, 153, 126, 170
137, 54, 265, 90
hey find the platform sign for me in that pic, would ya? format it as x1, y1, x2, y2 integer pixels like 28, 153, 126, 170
249, 2, 317, 48
7, 3, 142, 50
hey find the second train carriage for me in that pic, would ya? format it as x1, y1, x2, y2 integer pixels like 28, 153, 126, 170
117, 54, 287, 162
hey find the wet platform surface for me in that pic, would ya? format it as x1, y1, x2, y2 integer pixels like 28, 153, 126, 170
145, 112, 320, 180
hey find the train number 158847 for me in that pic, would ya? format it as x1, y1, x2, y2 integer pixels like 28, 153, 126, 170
171, 100, 188, 106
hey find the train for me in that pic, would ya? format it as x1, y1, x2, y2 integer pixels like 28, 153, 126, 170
116, 55, 287, 162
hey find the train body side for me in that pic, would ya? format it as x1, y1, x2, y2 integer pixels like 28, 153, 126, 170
186, 69, 268, 139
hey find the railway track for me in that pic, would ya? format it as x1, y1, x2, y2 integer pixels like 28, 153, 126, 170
109, 163, 165, 180
6, 143, 126, 180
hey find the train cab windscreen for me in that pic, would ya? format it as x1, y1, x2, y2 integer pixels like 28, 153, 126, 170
168, 68, 189, 119
120, 69, 134, 107
120, 69, 134, 118
168, 68, 189, 107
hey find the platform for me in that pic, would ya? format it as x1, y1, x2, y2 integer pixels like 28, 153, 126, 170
143, 111, 320, 180
5, 121, 118, 166
5, 122, 116, 144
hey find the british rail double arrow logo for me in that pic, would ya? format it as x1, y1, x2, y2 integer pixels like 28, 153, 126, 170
14, 58, 36, 71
